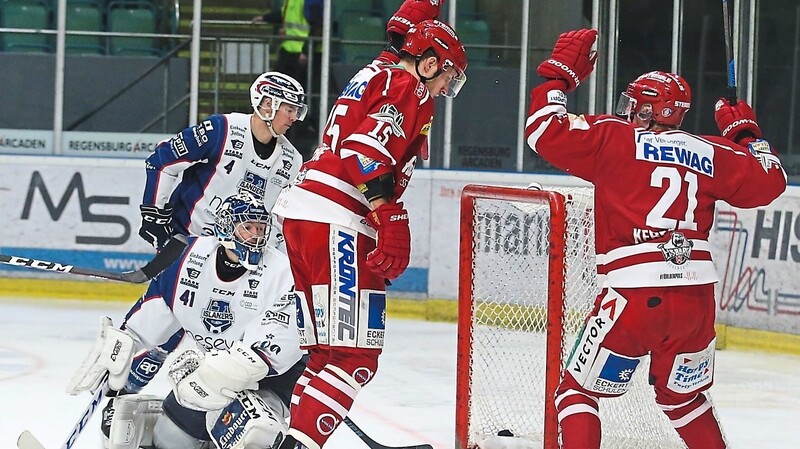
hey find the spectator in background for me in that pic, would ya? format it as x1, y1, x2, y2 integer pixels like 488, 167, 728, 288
253, 0, 324, 158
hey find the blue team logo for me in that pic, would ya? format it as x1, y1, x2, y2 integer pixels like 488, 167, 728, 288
367, 292, 386, 330
237, 171, 267, 198
591, 353, 640, 394
202, 299, 235, 334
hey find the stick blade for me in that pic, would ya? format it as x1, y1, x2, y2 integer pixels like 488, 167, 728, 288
17, 431, 47, 449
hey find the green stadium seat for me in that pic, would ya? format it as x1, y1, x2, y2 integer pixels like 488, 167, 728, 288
333, 0, 380, 20
380, 0, 403, 22
0, 0, 52, 53
457, 18, 491, 66
339, 13, 384, 65
107, 1, 160, 56
66, 0, 104, 54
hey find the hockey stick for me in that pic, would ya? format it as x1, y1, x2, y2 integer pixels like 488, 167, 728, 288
17, 376, 108, 449
343, 416, 434, 449
0, 234, 187, 283
722, 0, 737, 105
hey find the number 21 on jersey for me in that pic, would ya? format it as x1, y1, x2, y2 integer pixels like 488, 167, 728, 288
647, 166, 698, 231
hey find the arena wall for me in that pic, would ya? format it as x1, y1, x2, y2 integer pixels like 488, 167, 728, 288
1, 155, 797, 353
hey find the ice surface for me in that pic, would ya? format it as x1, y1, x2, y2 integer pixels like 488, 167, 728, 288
0, 299, 797, 449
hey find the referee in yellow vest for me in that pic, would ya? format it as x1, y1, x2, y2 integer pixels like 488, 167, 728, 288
252, 0, 312, 84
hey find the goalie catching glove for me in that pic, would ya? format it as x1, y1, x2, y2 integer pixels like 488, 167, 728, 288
168, 342, 269, 411
366, 202, 411, 280
67, 316, 136, 394
537, 28, 598, 92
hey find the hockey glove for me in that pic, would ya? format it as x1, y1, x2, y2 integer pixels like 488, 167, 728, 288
387, 0, 444, 41
365, 202, 411, 280
67, 316, 136, 394
138, 203, 174, 249
537, 28, 598, 92
714, 98, 763, 145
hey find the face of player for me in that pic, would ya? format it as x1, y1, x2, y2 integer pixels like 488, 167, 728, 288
234, 220, 267, 246
257, 98, 300, 135
425, 61, 464, 98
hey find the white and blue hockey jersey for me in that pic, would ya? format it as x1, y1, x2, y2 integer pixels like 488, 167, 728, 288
142, 113, 303, 238
121, 235, 301, 389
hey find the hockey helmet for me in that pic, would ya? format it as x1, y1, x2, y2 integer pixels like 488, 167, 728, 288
616, 71, 691, 128
402, 19, 468, 98
250, 72, 308, 122
215, 193, 271, 271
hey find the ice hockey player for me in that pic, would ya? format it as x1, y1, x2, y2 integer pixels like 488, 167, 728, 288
525, 29, 786, 449
68, 193, 303, 449
137, 71, 306, 250
271, 1, 468, 448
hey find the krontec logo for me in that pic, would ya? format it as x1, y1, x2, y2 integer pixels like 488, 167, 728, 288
722, 118, 758, 137
545, 59, 580, 86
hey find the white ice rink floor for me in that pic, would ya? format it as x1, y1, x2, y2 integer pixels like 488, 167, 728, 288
1, 298, 798, 449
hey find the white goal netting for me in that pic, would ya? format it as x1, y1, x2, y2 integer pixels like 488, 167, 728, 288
457, 185, 686, 449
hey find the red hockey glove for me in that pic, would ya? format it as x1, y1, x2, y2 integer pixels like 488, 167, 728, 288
365, 202, 411, 280
714, 98, 763, 145
537, 28, 598, 92
387, 0, 444, 38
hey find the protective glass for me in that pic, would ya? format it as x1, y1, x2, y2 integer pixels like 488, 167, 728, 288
615, 92, 636, 121
278, 100, 308, 121
442, 65, 467, 98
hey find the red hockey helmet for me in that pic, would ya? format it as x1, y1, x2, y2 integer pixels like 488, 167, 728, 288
615, 71, 692, 127
402, 19, 468, 97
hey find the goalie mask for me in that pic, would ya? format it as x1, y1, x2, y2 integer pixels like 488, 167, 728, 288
215, 193, 271, 271
616, 71, 691, 128
402, 20, 468, 98
250, 72, 308, 125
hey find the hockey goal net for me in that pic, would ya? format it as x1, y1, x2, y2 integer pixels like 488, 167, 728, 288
456, 184, 686, 449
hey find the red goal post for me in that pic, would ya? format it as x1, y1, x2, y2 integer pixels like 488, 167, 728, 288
456, 184, 686, 449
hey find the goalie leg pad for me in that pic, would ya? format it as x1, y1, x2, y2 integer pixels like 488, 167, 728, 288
107, 394, 163, 449
153, 411, 207, 449
207, 390, 288, 449
68, 316, 137, 394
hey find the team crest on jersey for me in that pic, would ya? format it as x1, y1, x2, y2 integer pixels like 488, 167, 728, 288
369, 104, 406, 138
202, 299, 235, 334
237, 171, 267, 198
658, 232, 693, 268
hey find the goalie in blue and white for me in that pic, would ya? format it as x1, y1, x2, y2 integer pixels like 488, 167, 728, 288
67, 193, 303, 449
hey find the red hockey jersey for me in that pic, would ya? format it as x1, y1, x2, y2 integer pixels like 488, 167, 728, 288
525, 81, 787, 288
274, 57, 434, 238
